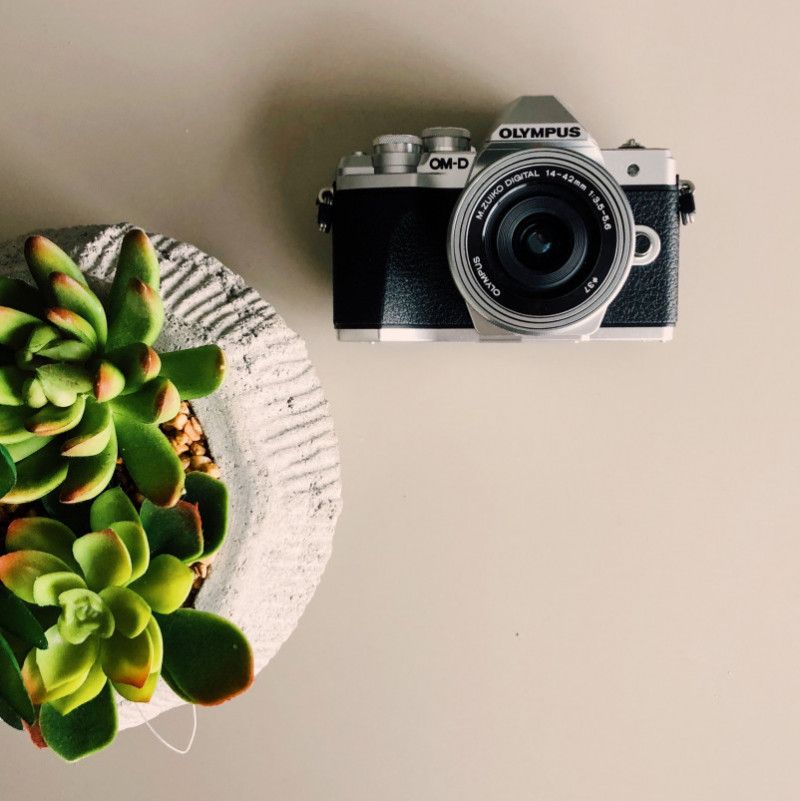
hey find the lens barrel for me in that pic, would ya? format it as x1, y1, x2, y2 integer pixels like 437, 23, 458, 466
447, 148, 635, 335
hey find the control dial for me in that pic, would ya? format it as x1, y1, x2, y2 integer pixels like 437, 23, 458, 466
372, 134, 423, 174
421, 127, 472, 152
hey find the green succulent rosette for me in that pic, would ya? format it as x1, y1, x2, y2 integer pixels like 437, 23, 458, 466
0, 483, 252, 761
0, 230, 225, 507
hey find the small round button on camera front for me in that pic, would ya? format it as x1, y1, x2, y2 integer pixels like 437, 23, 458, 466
372, 134, 423, 173
632, 225, 662, 266
421, 126, 472, 152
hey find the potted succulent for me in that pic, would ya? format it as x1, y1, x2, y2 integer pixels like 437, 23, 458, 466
0, 232, 253, 760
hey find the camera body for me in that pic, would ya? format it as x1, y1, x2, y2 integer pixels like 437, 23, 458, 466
321, 97, 693, 342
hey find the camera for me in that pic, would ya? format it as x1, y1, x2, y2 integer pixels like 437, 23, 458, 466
317, 96, 695, 342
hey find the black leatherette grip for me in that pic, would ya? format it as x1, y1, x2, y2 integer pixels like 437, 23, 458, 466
332, 187, 471, 329
601, 187, 680, 327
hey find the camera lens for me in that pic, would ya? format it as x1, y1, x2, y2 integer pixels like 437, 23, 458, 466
448, 148, 636, 334
492, 197, 589, 293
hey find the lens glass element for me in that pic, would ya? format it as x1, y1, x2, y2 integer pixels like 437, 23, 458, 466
490, 195, 591, 295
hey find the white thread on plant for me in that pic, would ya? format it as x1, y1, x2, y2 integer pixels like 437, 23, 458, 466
135, 701, 198, 755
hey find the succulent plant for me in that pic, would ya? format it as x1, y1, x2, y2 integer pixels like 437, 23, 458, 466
0, 582, 46, 731
0, 482, 252, 761
0, 230, 225, 508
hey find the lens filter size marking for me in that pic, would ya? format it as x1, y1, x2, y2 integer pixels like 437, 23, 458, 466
584, 276, 599, 294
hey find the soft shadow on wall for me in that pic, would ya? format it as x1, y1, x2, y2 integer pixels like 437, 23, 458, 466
232, 20, 505, 300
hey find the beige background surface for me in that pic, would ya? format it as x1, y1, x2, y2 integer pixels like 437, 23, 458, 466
0, 1, 797, 799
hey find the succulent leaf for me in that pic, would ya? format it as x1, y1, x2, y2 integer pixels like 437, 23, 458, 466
184, 472, 230, 559
0, 276, 43, 316
111, 376, 180, 424
113, 618, 162, 702
0, 550, 71, 603
0, 442, 16, 496
24, 324, 60, 354
108, 521, 149, 582
37, 363, 93, 400
0, 306, 42, 348
61, 399, 113, 457
59, 425, 118, 504
0, 404, 33, 444
0, 584, 47, 649
128, 555, 193, 614
0, 694, 23, 730
108, 228, 160, 320
145, 615, 163, 673
37, 665, 89, 705
92, 360, 125, 403
37, 339, 93, 363
158, 345, 226, 399
106, 278, 163, 351
57, 589, 114, 644
45, 307, 98, 351
114, 412, 184, 507
24, 235, 89, 293
140, 499, 203, 563
1, 440, 69, 503
47, 661, 107, 717
34, 366, 84, 408
112, 670, 158, 703
49, 272, 107, 347
39, 680, 117, 762
0, 633, 35, 724
100, 628, 152, 689
20, 649, 48, 705
98, 587, 151, 638
22, 376, 48, 408
72, 529, 132, 591
26, 396, 86, 434
5, 517, 77, 568
106, 343, 160, 395
0, 365, 27, 405
89, 486, 140, 530
157, 609, 253, 706
32, 572, 87, 607
35, 625, 98, 695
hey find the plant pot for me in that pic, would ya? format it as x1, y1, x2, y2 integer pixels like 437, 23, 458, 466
0, 223, 342, 730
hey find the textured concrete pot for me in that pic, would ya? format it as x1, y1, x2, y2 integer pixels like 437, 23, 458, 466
0, 224, 342, 730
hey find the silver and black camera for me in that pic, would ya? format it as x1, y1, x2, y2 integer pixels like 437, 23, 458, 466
317, 96, 695, 342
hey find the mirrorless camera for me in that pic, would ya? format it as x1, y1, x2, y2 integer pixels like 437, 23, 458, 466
317, 96, 695, 341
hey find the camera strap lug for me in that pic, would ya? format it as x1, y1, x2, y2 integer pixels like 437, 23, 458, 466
678, 179, 696, 225
316, 186, 335, 233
